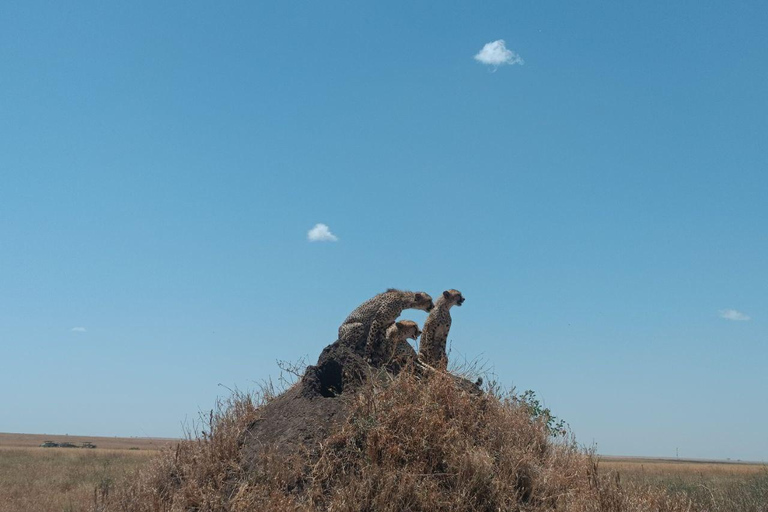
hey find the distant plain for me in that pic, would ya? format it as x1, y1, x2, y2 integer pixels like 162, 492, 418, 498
0, 433, 765, 512
0, 432, 171, 512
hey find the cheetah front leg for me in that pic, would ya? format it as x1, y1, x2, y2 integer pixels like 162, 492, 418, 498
365, 317, 389, 364
365, 300, 400, 365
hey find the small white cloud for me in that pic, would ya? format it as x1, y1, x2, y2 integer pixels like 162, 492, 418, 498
719, 309, 751, 321
474, 39, 524, 68
71, 327, 87, 332
307, 223, 338, 242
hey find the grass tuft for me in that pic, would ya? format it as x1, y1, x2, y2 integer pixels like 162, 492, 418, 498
104, 369, 708, 511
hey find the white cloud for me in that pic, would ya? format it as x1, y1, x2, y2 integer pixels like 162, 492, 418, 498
71, 327, 87, 332
719, 309, 751, 321
474, 39, 524, 68
307, 223, 338, 242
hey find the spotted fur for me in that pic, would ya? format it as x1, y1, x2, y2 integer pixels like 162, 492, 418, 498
385, 319, 421, 346
385, 320, 421, 368
338, 289, 433, 364
418, 289, 465, 369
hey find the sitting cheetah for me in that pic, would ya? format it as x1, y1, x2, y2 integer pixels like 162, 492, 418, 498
386, 319, 422, 346
385, 320, 421, 368
418, 289, 465, 369
338, 289, 433, 364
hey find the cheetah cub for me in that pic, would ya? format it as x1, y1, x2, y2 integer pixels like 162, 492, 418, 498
418, 289, 465, 369
385, 320, 421, 367
386, 319, 422, 346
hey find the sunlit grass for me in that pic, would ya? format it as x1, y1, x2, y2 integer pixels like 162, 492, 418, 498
0, 447, 154, 512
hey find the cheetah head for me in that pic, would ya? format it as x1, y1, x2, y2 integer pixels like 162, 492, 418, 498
442, 289, 465, 307
397, 320, 422, 341
412, 292, 435, 312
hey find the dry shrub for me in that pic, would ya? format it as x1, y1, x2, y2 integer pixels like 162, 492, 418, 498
106, 370, 697, 512
106, 390, 267, 512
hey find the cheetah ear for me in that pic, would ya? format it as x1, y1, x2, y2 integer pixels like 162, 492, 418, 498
443, 290, 451, 299
415, 293, 424, 301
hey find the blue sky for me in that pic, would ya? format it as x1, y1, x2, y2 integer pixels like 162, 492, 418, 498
1, 1, 766, 460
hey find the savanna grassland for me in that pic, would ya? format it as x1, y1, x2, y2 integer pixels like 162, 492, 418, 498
0, 433, 172, 512
98, 370, 767, 512
1, 434, 765, 511
600, 457, 768, 512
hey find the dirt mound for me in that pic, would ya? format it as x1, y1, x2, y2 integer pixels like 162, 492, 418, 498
107, 335, 697, 512
241, 334, 442, 466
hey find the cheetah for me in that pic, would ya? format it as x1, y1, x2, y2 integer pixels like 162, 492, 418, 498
338, 289, 433, 364
385, 320, 421, 368
385, 319, 422, 346
418, 289, 465, 369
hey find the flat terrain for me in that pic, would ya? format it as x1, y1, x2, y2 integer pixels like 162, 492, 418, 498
0, 433, 765, 512
0, 431, 175, 451
601, 455, 766, 475
0, 433, 175, 512
600, 455, 766, 481
600, 456, 768, 511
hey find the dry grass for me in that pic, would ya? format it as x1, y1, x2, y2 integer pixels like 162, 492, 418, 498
601, 457, 766, 479
600, 457, 768, 512
106, 370, 702, 512
4, 377, 764, 512
0, 447, 155, 512
0, 432, 175, 451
